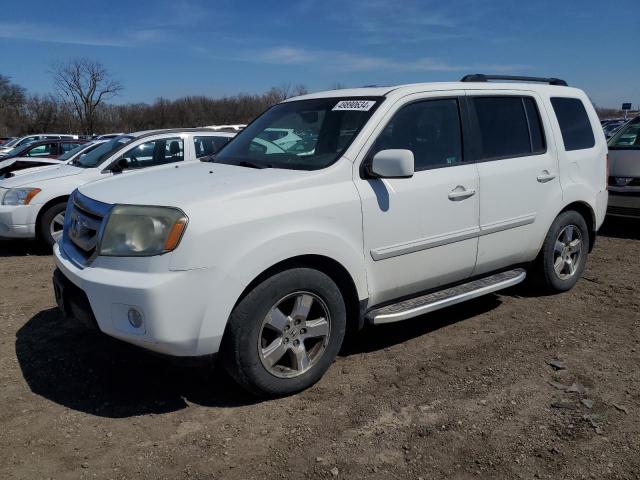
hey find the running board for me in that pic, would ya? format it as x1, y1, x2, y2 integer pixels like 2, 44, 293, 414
367, 268, 526, 325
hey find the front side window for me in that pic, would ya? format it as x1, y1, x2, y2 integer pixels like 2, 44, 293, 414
26, 143, 55, 157
370, 98, 463, 171
550, 97, 595, 151
213, 97, 382, 170
472, 96, 544, 160
116, 137, 184, 170
194, 136, 231, 158
608, 117, 640, 150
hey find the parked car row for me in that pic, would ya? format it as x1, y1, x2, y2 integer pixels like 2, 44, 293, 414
0, 128, 235, 245
0, 134, 80, 155
607, 115, 640, 218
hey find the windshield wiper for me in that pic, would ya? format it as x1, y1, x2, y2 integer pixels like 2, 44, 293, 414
237, 160, 272, 169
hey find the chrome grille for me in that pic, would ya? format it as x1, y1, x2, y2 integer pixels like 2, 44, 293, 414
60, 191, 113, 267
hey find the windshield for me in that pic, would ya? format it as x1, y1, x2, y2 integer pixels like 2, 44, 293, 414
16, 136, 40, 147
75, 135, 134, 168
608, 117, 640, 149
2, 145, 28, 157
58, 142, 91, 161
213, 97, 382, 170
2, 138, 19, 148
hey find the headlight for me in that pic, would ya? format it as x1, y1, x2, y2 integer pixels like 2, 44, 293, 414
1, 187, 42, 205
99, 205, 188, 257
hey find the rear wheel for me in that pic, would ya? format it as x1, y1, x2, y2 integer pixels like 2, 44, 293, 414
222, 268, 346, 397
38, 202, 67, 249
533, 210, 589, 292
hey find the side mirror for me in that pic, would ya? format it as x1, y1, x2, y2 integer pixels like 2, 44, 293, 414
111, 157, 129, 174
368, 149, 414, 179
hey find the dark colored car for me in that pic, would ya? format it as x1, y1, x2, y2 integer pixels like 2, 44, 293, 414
0, 139, 87, 161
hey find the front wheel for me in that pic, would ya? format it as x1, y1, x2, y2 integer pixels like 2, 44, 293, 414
533, 210, 589, 292
222, 268, 346, 397
38, 202, 67, 249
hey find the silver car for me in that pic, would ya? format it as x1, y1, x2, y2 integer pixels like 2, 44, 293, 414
607, 116, 640, 218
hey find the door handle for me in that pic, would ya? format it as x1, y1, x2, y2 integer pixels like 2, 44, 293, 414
537, 171, 557, 183
448, 186, 476, 201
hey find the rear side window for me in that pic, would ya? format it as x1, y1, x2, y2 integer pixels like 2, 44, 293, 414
550, 98, 595, 151
472, 96, 545, 160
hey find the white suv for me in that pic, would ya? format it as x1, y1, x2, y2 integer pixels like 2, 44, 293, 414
0, 129, 234, 246
53, 75, 608, 397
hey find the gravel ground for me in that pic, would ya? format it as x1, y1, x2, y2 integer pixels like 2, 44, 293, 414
0, 217, 639, 480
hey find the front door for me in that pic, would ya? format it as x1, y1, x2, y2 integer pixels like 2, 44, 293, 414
354, 92, 480, 306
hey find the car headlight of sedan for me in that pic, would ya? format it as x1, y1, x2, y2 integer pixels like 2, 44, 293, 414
1, 187, 42, 205
99, 205, 188, 256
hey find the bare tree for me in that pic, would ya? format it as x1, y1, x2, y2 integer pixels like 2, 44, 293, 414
51, 58, 122, 135
0, 74, 26, 135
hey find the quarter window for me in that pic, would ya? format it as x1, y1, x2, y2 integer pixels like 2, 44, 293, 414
550, 97, 595, 151
116, 137, 184, 170
472, 96, 545, 160
370, 98, 463, 171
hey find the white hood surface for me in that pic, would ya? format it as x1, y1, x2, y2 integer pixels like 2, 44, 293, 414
0, 164, 85, 188
78, 161, 311, 208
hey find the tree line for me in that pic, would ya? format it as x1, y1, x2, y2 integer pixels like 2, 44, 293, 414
0, 58, 307, 137
1, 57, 632, 137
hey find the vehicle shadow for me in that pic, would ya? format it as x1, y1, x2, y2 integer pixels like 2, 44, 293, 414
341, 294, 503, 356
15, 308, 260, 418
0, 239, 47, 257
18, 297, 506, 417
598, 216, 640, 241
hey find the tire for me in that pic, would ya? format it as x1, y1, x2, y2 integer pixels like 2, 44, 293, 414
533, 210, 589, 293
222, 268, 346, 397
38, 202, 67, 249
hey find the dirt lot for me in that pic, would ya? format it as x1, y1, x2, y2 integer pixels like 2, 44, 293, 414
0, 218, 639, 480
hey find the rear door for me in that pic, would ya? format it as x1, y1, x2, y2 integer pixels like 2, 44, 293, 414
466, 91, 563, 274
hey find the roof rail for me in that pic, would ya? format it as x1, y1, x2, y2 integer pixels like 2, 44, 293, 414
460, 74, 568, 86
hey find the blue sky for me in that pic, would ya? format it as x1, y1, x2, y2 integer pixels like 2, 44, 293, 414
0, 0, 638, 107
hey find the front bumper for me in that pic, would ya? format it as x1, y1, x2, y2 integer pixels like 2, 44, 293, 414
53, 243, 226, 357
607, 192, 640, 218
0, 204, 38, 238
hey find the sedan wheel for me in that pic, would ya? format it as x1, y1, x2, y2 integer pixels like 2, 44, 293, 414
49, 212, 65, 243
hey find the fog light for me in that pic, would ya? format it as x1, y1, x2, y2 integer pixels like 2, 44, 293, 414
128, 308, 143, 328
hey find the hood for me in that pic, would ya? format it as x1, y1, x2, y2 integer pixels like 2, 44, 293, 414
0, 163, 84, 188
79, 161, 312, 208
608, 149, 640, 178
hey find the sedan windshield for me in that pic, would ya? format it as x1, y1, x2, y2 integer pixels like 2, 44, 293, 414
212, 97, 382, 170
75, 135, 134, 168
2, 138, 19, 148
58, 142, 91, 161
608, 117, 640, 150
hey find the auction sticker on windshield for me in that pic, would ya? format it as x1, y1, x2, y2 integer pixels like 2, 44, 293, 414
332, 100, 376, 111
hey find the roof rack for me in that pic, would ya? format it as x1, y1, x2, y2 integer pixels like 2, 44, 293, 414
460, 74, 568, 86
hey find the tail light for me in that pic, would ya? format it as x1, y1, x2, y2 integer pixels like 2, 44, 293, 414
605, 154, 609, 190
